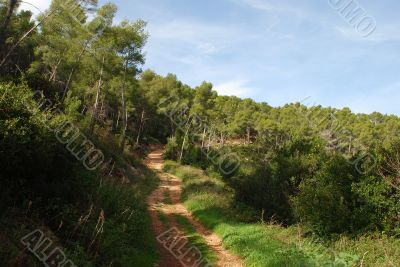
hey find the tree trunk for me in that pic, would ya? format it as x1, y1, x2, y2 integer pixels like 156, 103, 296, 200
115, 111, 120, 129
48, 57, 63, 82
201, 127, 206, 148
179, 123, 191, 163
136, 109, 145, 146
119, 63, 128, 152
119, 109, 128, 152
89, 56, 105, 135
0, 0, 19, 50
348, 136, 353, 155
207, 129, 213, 151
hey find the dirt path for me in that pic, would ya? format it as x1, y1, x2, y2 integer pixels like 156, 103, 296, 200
146, 149, 244, 267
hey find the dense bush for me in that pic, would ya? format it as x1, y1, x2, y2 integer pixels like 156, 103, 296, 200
351, 144, 400, 237
0, 83, 79, 212
0, 83, 158, 266
177, 137, 400, 237
226, 162, 291, 223
164, 136, 179, 160
165, 161, 400, 266
291, 154, 356, 235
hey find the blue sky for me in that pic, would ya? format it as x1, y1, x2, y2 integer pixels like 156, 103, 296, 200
22, 0, 400, 115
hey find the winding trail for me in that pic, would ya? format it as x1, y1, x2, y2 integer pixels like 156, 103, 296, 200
146, 149, 243, 267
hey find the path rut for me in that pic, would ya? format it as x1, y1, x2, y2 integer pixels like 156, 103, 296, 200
146, 149, 243, 267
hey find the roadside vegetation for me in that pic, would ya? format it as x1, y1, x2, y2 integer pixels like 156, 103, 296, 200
164, 161, 400, 267
0, 83, 159, 266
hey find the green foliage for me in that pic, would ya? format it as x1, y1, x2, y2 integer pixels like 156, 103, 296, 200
177, 137, 399, 238
0, 2, 37, 79
165, 161, 400, 267
164, 136, 179, 160
64, 91, 83, 121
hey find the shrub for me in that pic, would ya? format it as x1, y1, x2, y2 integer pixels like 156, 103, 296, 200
164, 136, 179, 160
0, 83, 79, 212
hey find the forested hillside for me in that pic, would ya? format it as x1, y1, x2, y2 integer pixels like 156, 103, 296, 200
0, 0, 399, 266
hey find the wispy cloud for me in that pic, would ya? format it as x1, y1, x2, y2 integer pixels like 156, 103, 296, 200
214, 80, 253, 97
148, 19, 247, 53
233, 0, 277, 12
231, 0, 305, 18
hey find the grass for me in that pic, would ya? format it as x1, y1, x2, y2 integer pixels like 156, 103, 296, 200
173, 214, 218, 265
0, 167, 160, 267
164, 160, 400, 267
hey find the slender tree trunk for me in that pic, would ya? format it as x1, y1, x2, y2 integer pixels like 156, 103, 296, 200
62, 69, 75, 100
0, 0, 18, 50
201, 127, 206, 148
115, 111, 120, 129
246, 126, 251, 144
119, 109, 128, 151
207, 129, 212, 150
179, 123, 191, 163
99, 96, 105, 121
48, 57, 63, 81
348, 136, 353, 155
207, 129, 216, 151
81, 105, 87, 114
136, 109, 145, 146
89, 56, 105, 135
119, 63, 128, 152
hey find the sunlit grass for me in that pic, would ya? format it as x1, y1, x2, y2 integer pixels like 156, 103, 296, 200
173, 214, 218, 265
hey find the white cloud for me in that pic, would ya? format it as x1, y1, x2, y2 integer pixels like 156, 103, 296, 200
214, 80, 253, 97
148, 19, 244, 54
19, 0, 51, 17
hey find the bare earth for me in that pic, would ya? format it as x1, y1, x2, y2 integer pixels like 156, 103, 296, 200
145, 149, 244, 267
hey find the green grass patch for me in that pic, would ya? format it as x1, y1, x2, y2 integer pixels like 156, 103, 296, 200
173, 214, 218, 265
